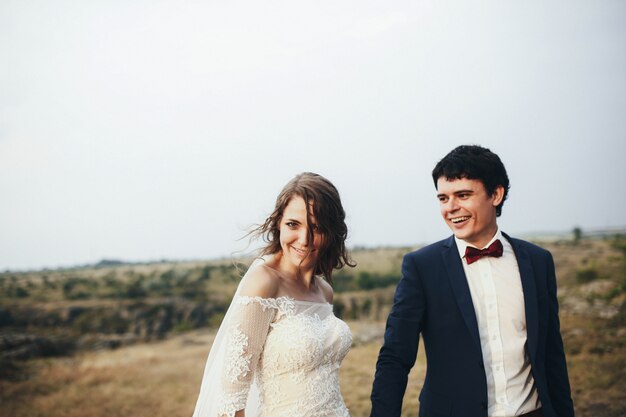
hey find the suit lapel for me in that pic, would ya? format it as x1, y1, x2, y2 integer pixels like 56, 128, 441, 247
503, 232, 539, 361
442, 236, 481, 353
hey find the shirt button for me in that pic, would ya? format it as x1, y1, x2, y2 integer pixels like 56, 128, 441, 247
492, 335, 497, 340
496, 366, 501, 370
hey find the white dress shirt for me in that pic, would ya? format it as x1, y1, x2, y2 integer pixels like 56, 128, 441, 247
455, 229, 541, 417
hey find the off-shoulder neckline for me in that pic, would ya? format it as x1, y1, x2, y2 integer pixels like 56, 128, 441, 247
251, 259, 332, 305
236, 294, 332, 306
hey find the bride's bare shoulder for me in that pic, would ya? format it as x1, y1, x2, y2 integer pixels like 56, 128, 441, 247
238, 260, 280, 299
318, 276, 334, 303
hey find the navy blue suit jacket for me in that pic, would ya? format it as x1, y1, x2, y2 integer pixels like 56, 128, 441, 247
370, 234, 574, 417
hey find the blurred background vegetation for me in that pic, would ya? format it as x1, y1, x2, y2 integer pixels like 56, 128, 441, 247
1, 231, 625, 417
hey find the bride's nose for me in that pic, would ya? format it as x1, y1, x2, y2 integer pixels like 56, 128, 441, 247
297, 228, 309, 247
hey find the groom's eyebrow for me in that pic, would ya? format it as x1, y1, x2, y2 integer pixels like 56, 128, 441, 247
436, 189, 474, 198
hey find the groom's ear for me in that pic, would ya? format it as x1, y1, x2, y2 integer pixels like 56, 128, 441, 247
491, 185, 505, 207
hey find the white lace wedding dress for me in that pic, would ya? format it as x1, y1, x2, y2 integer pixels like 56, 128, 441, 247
192, 276, 353, 417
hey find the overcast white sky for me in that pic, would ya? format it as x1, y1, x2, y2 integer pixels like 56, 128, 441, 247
1, 0, 625, 271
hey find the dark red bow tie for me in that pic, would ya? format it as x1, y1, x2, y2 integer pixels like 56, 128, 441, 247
464, 239, 503, 265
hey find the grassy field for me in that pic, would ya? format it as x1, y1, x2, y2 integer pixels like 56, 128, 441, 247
0, 322, 426, 417
1, 237, 625, 416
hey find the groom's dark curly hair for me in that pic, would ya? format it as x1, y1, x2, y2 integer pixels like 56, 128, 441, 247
432, 145, 510, 217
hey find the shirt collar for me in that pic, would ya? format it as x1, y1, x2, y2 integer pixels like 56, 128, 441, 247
455, 227, 503, 260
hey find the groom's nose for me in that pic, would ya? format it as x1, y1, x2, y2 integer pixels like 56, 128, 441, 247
446, 197, 460, 212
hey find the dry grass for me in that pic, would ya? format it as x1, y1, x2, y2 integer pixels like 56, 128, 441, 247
1, 313, 625, 417
340, 321, 425, 417
560, 314, 626, 417
0, 332, 213, 417
1, 238, 624, 416
0, 324, 425, 417
350, 247, 414, 275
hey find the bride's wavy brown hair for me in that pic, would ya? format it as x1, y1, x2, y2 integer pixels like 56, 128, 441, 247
252, 172, 355, 284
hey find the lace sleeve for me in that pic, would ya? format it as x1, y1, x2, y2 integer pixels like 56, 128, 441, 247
216, 296, 285, 417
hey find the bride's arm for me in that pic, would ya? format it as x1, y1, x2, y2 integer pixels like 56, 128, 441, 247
216, 264, 279, 417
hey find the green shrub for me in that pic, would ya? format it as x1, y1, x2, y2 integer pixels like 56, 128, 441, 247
14, 287, 30, 298
361, 298, 373, 317
576, 267, 599, 284
62, 277, 96, 300
357, 272, 375, 290
199, 265, 213, 281
208, 312, 225, 328
334, 299, 346, 319
125, 280, 147, 299
610, 235, 626, 257
172, 321, 194, 333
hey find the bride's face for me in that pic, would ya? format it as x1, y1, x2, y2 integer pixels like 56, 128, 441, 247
278, 196, 323, 273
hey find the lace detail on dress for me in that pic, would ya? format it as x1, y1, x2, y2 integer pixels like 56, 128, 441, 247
224, 324, 252, 383
216, 391, 248, 417
216, 296, 278, 417
191, 259, 353, 417
217, 296, 352, 417
236, 295, 296, 317
257, 306, 352, 417
280, 362, 350, 417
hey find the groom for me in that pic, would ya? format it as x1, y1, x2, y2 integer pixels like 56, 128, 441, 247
370, 145, 574, 417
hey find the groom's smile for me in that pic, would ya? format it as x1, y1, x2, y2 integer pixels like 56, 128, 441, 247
450, 215, 471, 224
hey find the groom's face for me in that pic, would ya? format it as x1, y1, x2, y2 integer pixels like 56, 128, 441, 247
436, 177, 504, 248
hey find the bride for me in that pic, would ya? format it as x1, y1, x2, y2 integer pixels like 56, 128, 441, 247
192, 172, 356, 417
